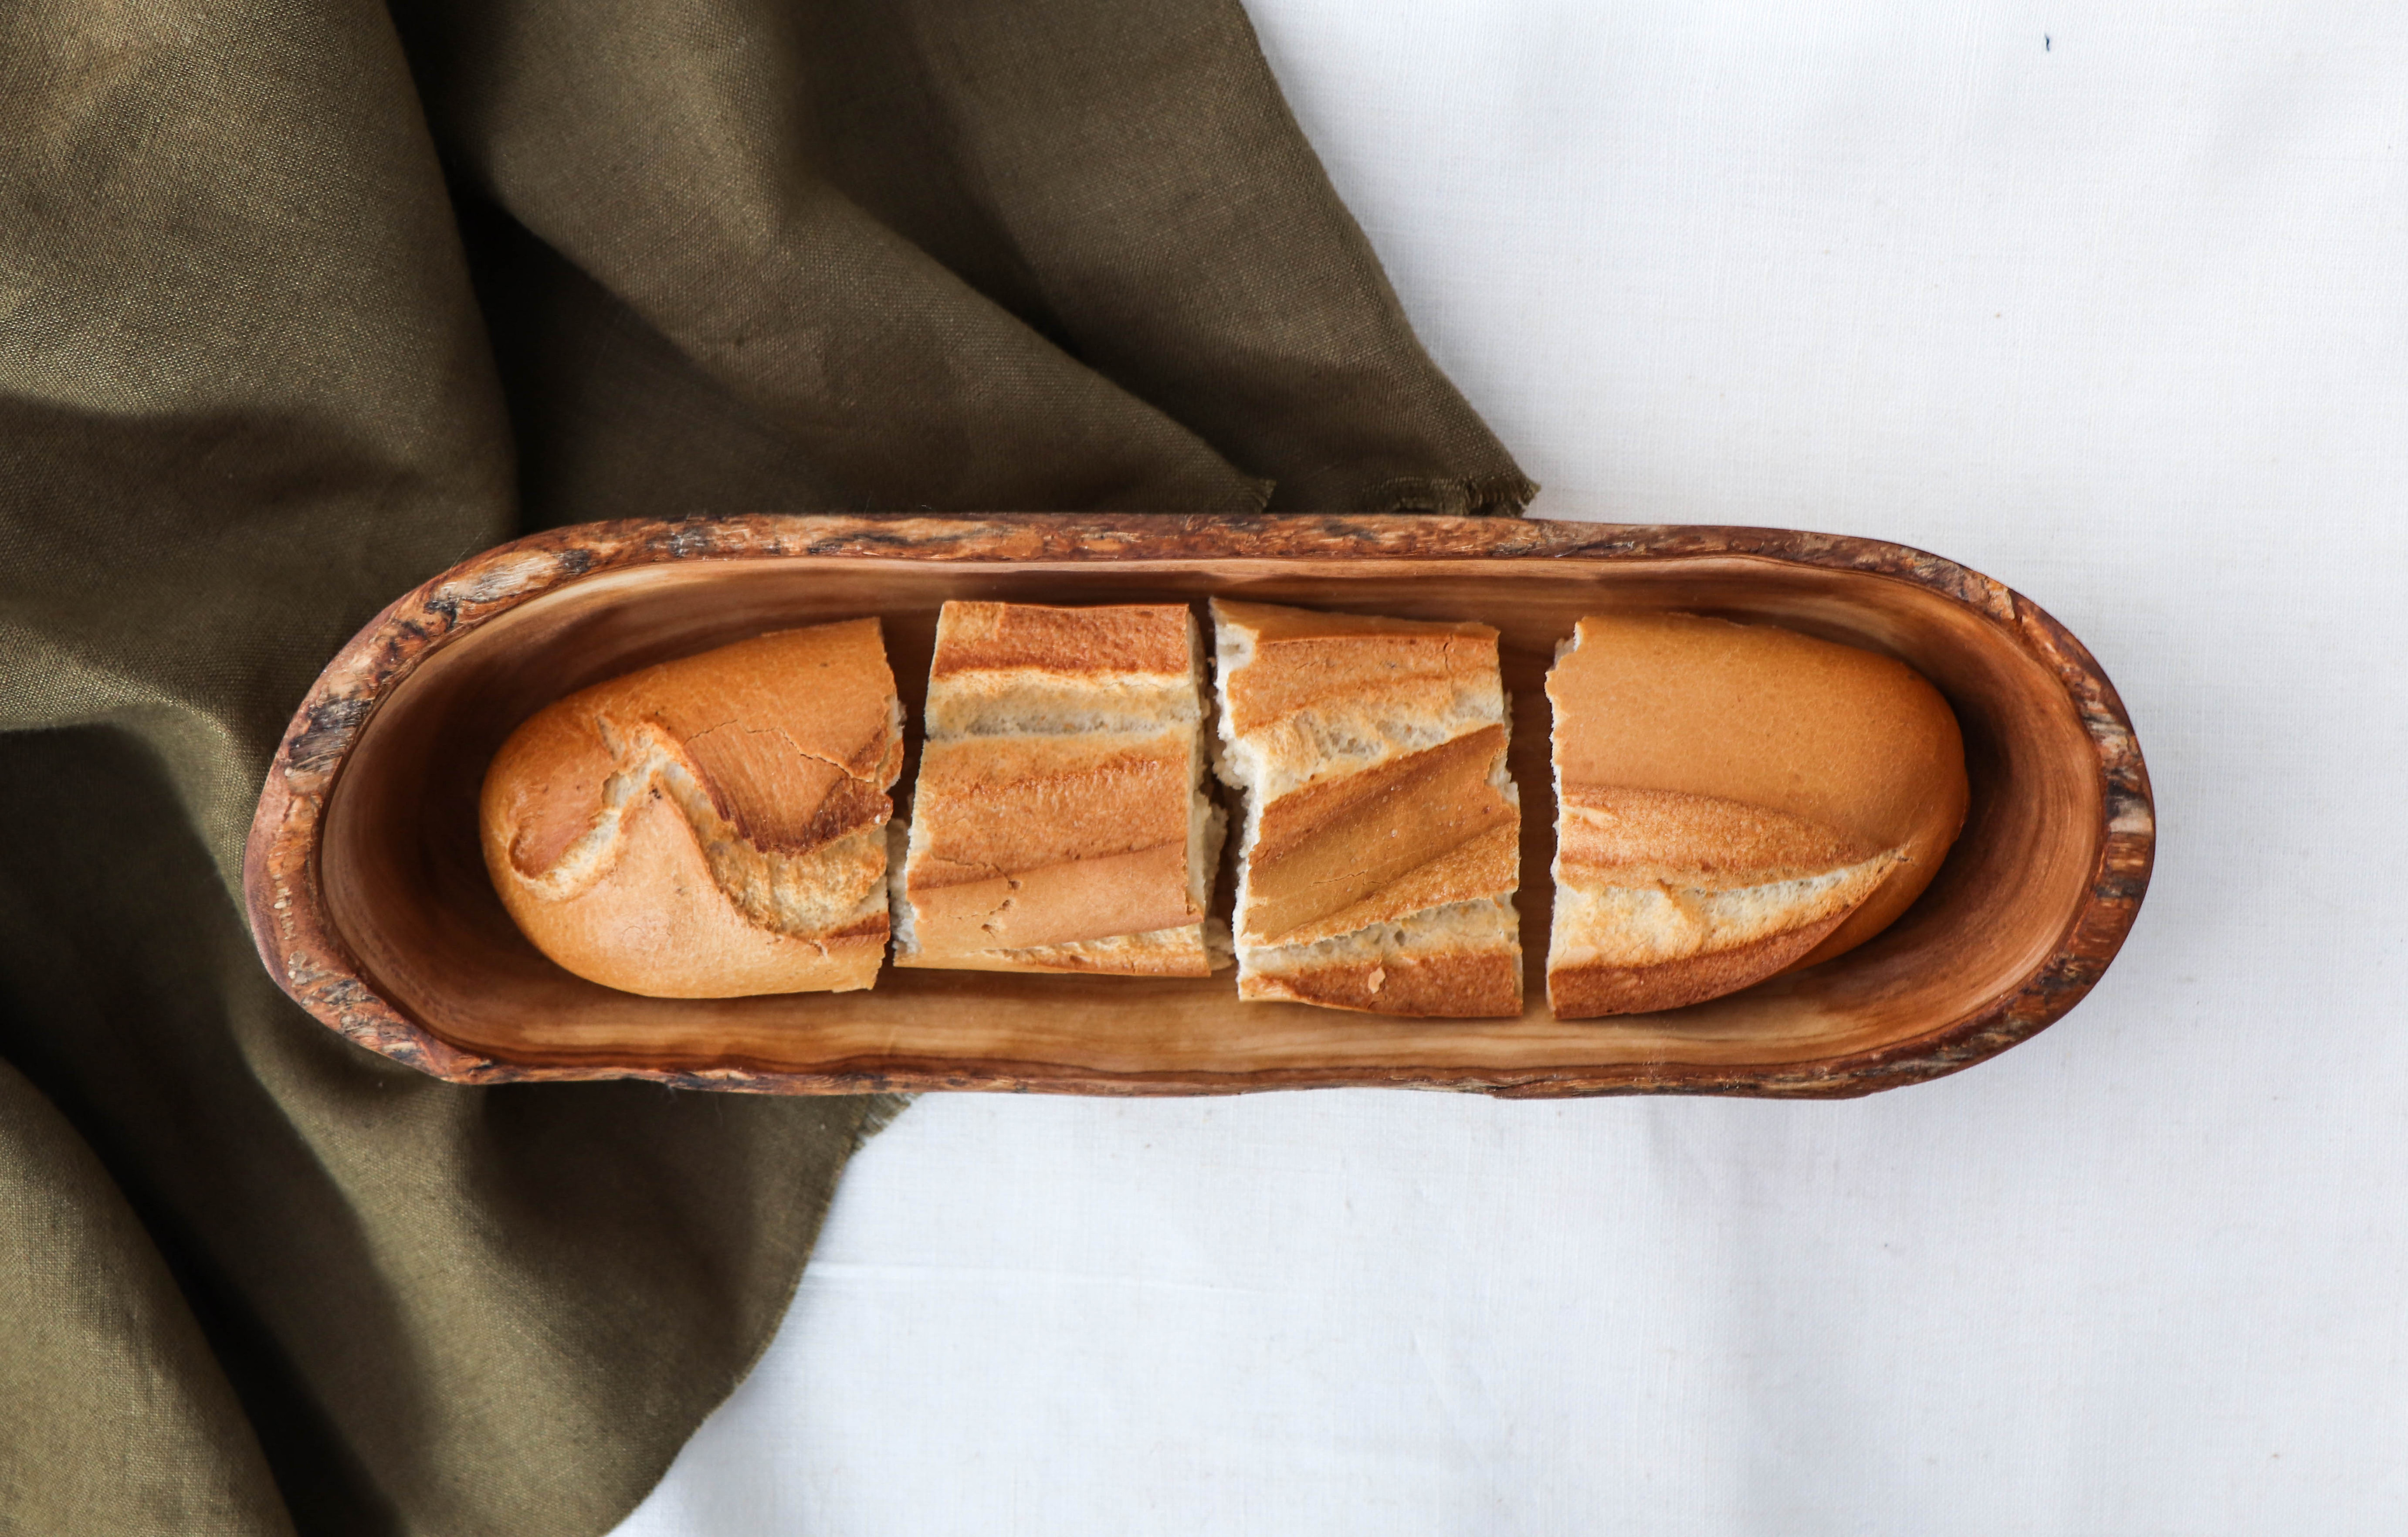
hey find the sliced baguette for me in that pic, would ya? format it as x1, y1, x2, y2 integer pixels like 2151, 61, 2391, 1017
892, 601, 1226, 976
1211, 599, 1522, 1017
1545, 613, 1967, 1017
478, 619, 903, 997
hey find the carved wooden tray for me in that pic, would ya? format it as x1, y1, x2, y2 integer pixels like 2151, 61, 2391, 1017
242, 515, 2153, 1098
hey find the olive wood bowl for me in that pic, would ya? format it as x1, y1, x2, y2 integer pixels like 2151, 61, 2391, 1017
243, 514, 2153, 1098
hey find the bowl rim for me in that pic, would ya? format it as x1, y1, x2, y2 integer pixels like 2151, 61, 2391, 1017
241, 512, 2154, 1099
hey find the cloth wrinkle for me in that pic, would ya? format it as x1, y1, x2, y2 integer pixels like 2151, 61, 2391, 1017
0, 0, 1529, 1532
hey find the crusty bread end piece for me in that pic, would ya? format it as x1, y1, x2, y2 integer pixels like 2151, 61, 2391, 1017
479, 620, 904, 998
1545, 614, 1966, 1018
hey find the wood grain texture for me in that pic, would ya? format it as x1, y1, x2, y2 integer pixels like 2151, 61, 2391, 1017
240, 514, 2154, 1099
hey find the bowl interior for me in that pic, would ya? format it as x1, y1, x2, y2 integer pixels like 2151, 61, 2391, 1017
317, 552, 2102, 1086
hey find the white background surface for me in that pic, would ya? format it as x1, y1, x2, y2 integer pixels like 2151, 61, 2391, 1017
618, 3, 2408, 1532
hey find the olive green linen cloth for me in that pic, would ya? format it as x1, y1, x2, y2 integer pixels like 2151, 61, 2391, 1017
0, 0, 1531, 1531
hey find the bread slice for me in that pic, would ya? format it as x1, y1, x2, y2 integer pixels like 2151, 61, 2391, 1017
1210, 599, 1521, 1016
891, 601, 1226, 976
1545, 613, 1968, 1018
479, 619, 904, 997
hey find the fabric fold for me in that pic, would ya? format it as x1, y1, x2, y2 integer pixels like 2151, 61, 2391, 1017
1, 0, 1532, 1531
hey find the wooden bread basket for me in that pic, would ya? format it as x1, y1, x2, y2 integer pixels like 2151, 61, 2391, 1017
242, 514, 2153, 1099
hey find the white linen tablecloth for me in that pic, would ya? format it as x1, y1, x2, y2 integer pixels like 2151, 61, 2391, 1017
619, 2, 2408, 1530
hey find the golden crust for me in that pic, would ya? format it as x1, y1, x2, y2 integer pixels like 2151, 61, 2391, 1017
487, 703, 623, 879
1547, 612, 1966, 970
1212, 598, 1500, 739
896, 923, 1220, 977
930, 601, 1191, 679
898, 601, 1219, 974
908, 731, 1192, 891
1240, 949, 1523, 1018
1557, 786, 1882, 891
904, 840, 1197, 954
1212, 599, 1522, 1018
1256, 821, 1521, 950
492, 621, 899, 871
1547, 913, 1848, 1019
478, 620, 901, 998
1544, 613, 1965, 1015
1243, 726, 1516, 944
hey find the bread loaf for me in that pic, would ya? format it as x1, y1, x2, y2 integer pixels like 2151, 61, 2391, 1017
478, 620, 903, 998
1546, 613, 1967, 1017
1210, 599, 1522, 1017
891, 601, 1227, 976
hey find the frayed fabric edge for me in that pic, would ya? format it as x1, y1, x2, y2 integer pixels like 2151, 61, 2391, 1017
850, 1091, 914, 1151
1355, 471, 1538, 519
